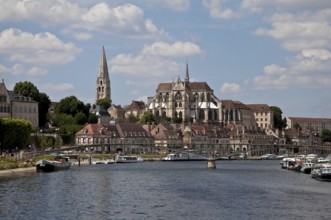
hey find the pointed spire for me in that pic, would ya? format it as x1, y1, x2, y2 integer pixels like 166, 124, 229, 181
99, 46, 109, 78
184, 62, 189, 83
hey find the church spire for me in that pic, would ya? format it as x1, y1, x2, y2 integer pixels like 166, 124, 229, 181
184, 62, 189, 83
99, 46, 109, 78
96, 46, 111, 102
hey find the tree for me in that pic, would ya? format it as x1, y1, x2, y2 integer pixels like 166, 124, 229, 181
321, 129, 331, 143
55, 96, 88, 117
127, 113, 140, 123
88, 113, 98, 123
0, 118, 32, 151
140, 111, 155, 124
13, 81, 51, 128
74, 112, 87, 125
270, 106, 286, 130
96, 98, 112, 110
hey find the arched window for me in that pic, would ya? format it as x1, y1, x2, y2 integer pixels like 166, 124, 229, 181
155, 111, 160, 117
165, 93, 169, 101
179, 102, 182, 107
179, 111, 183, 118
208, 110, 212, 120
175, 91, 182, 100
200, 93, 205, 102
207, 93, 211, 102
158, 93, 163, 102
162, 111, 166, 117
199, 109, 205, 120
175, 111, 178, 118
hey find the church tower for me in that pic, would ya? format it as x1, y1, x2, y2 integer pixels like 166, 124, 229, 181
96, 46, 111, 102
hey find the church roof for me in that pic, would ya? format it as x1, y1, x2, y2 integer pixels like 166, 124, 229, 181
156, 82, 213, 92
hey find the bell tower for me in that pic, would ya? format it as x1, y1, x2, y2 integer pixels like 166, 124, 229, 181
96, 46, 111, 102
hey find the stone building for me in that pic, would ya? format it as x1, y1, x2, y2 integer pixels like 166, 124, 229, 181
75, 121, 154, 153
124, 100, 146, 118
221, 100, 256, 128
148, 64, 221, 124
286, 117, 331, 135
0, 79, 39, 127
246, 104, 274, 130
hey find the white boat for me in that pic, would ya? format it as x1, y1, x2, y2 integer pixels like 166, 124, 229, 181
115, 155, 144, 163
300, 161, 315, 174
162, 152, 206, 161
310, 163, 331, 181
260, 154, 277, 160
92, 159, 115, 164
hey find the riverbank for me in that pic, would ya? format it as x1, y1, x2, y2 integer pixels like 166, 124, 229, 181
0, 166, 35, 176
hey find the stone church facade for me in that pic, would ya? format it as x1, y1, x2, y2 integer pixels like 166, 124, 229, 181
147, 64, 222, 124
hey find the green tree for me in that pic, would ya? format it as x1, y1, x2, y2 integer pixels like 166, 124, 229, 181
127, 113, 140, 123
321, 129, 331, 142
88, 113, 98, 123
75, 112, 87, 125
13, 81, 51, 128
96, 98, 112, 110
52, 113, 75, 127
140, 111, 155, 124
0, 118, 32, 151
55, 96, 87, 117
270, 106, 286, 130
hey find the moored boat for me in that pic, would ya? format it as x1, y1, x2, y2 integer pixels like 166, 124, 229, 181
115, 155, 144, 163
161, 152, 207, 161
310, 163, 331, 181
36, 155, 71, 172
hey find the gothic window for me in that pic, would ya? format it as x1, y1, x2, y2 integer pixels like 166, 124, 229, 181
155, 111, 160, 117
162, 111, 166, 117
100, 80, 103, 85
213, 110, 218, 120
179, 111, 183, 118
207, 93, 211, 102
200, 93, 205, 102
208, 110, 212, 120
229, 109, 233, 121
175, 91, 182, 100
179, 102, 182, 107
165, 93, 169, 101
158, 93, 163, 102
175, 111, 178, 118
199, 109, 205, 120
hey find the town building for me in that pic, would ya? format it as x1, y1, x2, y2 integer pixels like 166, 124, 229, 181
0, 79, 39, 127
221, 100, 257, 128
246, 104, 274, 130
124, 100, 146, 118
286, 117, 331, 135
75, 121, 154, 153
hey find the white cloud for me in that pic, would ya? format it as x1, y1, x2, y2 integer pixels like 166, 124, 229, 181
158, 0, 190, 11
26, 67, 48, 76
241, 0, 331, 12
0, 28, 81, 65
220, 83, 240, 93
202, 0, 240, 19
110, 54, 181, 77
142, 41, 202, 57
0, 1, 166, 39
81, 3, 166, 38
42, 83, 74, 91
72, 32, 93, 41
263, 64, 286, 75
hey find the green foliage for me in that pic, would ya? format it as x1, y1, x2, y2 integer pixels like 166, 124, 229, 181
155, 115, 171, 124
127, 113, 140, 123
52, 113, 74, 127
75, 112, 87, 125
0, 118, 32, 151
173, 117, 183, 123
55, 96, 87, 117
88, 113, 98, 123
293, 123, 301, 130
13, 81, 39, 100
321, 129, 331, 143
13, 81, 51, 127
270, 106, 286, 130
96, 98, 112, 110
140, 111, 155, 124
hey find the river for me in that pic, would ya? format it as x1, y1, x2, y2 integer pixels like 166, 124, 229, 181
0, 160, 330, 220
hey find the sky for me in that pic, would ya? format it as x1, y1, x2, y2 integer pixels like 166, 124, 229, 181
1, 0, 331, 118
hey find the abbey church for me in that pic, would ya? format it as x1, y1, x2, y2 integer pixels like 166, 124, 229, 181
94, 47, 272, 130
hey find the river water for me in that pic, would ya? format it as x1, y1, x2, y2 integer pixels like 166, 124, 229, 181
0, 160, 330, 220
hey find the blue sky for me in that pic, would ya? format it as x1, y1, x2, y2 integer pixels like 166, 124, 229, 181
1, 0, 331, 118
